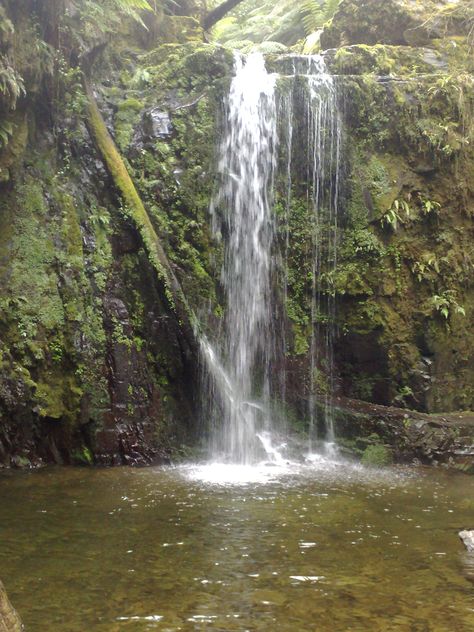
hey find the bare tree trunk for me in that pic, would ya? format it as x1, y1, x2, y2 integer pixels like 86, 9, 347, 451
203, 0, 246, 30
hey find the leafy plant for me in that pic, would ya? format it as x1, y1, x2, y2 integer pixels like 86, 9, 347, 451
73, 446, 93, 465
0, 120, 13, 149
0, 62, 25, 109
300, 0, 340, 35
91, 209, 111, 228
431, 290, 465, 320
381, 197, 411, 230
209, 0, 341, 48
111, 0, 153, 27
428, 74, 464, 105
80, 0, 155, 35
420, 197, 441, 215
411, 255, 439, 282
361, 444, 392, 467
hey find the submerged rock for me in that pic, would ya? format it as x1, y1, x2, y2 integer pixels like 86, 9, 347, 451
0, 581, 22, 632
459, 530, 474, 552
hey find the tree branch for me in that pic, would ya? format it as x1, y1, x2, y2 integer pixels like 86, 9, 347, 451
203, 0, 246, 31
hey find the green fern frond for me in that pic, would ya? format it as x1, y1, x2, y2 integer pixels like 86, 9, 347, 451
323, 0, 340, 21
110, 0, 153, 28
0, 63, 25, 109
300, 0, 340, 36
0, 121, 13, 149
300, 0, 324, 36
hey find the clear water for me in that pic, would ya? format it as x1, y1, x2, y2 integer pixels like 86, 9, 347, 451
1, 463, 473, 631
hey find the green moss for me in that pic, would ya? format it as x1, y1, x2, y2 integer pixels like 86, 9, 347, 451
85, 80, 197, 332
333, 44, 400, 75
361, 444, 392, 467
331, 263, 375, 297
115, 97, 144, 152
35, 374, 83, 421
293, 325, 310, 356
0, 112, 28, 183
0, 176, 65, 351
114, 45, 234, 318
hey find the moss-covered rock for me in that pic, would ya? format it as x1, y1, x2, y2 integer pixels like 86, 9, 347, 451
320, 0, 471, 49
0, 3, 218, 467
314, 35, 474, 413
333, 396, 474, 469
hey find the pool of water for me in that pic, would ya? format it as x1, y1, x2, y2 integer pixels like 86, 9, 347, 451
0, 459, 473, 631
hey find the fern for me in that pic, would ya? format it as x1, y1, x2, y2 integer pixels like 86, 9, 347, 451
110, 0, 153, 27
300, 0, 340, 36
0, 121, 13, 149
79, 0, 156, 34
0, 62, 25, 109
300, 0, 323, 35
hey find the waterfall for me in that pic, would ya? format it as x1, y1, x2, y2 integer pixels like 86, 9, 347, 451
204, 53, 279, 464
302, 56, 342, 449
201, 52, 342, 464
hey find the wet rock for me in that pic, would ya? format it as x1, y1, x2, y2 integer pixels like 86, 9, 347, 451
459, 530, 474, 552
0, 580, 22, 632
105, 297, 130, 324
333, 396, 474, 470
144, 108, 173, 139
421, 50, 448, 70
81, 230, 96, 253
114, 228, 140, 256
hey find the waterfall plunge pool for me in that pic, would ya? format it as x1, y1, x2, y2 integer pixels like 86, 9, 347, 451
0, 461, 473, 630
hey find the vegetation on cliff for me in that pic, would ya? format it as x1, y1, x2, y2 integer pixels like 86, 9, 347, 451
0, 0, 473, 468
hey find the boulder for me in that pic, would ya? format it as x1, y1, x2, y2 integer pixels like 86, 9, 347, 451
459, 530, 474, 552
0, 581, 22, 632
333, 396, 474, 470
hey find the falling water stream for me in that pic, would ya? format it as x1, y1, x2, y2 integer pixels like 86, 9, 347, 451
204, 53, 279, 464
201, 53, 342, 464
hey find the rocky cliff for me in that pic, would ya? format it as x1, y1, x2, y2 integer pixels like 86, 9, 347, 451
0, 0, 473, 467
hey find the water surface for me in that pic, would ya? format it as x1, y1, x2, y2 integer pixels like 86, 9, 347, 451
0, 461, 473, 631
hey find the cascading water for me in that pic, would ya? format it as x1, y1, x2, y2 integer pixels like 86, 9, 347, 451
276, 55, 342, 452
201, 52, 342, 464
203, 53, 279, 464
300, 56, 342, 449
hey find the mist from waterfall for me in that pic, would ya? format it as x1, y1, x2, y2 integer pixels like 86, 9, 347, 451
200, 52, 342, 464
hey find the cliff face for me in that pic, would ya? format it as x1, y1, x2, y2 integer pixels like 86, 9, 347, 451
0, 0, 473, 467
322, 0, 474, 413
0, 1, 227, 467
